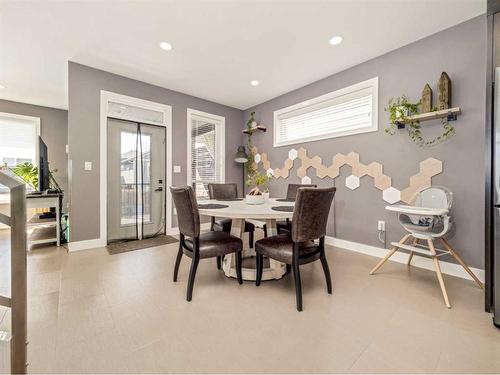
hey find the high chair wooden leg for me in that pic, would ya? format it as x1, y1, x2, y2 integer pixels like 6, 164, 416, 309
370, 234, 411, 275
428, 239, 451, 308
440, 238, 484, 289
407, 238, 418, 265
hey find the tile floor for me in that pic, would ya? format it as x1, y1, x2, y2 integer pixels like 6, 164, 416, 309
1, 230, 499, 373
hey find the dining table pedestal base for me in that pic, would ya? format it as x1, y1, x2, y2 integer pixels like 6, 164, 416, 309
222, 218, 286, 281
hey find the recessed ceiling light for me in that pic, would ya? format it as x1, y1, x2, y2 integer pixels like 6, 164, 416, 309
329, 36, 343, 46
0, 84, 5, 89
159, 42, 173, 51
250, 80, 259, 86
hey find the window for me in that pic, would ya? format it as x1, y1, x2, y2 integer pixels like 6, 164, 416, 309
273, 77, 378, 147
0, 113, 40, 197
187, 109, 225, 199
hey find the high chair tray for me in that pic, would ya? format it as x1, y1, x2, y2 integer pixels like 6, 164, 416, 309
386, 205, 448, 216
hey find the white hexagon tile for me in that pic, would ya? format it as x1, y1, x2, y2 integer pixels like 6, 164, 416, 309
301, 176, 311, 184
288, 148, 298, 160
383, 187, 401, 204
254, 153, 261, 163
345, 175, 360, 190
266, 168, 274, 176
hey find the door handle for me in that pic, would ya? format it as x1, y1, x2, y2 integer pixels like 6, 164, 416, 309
155, 187, 163, 192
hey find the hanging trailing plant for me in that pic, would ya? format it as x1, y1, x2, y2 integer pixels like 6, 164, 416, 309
385, 96, 455, 147
244, 111, 258, 186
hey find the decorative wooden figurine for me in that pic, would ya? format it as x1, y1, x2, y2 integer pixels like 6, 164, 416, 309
421, 83, 433, 113
437, 72, 451, 110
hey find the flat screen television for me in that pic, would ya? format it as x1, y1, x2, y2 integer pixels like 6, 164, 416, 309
38, 137, 49, 192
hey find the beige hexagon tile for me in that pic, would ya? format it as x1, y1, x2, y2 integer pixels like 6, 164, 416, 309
374, 174, 392, 191
261, 153, 270, 170
345, 152, 360, 167
316, 164, 330, 179
297, 147, 308, 159
273, 168, 282, 178
419, 158, 443, 177
327, 165, 340, 178
332, 153, 346, 169
352, 162, 368, 177
409, 173, 432, 190
367, 162, 383, 178
401, 186, 419, 204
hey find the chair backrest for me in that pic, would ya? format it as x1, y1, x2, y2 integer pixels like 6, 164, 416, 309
414, 186, 452, 210
208, 183, 238, 200
286, 183, 317, 200
170, 186, 200, 238
291, 187, 336, 242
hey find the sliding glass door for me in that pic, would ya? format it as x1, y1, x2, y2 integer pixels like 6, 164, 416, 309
107, 118, 165, 243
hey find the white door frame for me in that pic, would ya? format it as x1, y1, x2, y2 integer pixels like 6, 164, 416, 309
99, 90, 173, 246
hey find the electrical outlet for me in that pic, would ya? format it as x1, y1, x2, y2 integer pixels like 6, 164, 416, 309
378, 220, 385, 231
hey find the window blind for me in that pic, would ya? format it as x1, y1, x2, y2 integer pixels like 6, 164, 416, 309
190, 116, 221, 198
274, 78, 378, 146
0, 115, 38, 166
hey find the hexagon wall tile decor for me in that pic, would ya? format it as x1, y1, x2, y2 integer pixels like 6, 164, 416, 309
345, 175, 360, 190
301, 176, 312, 184
249, 146, 443, 204
382, 187, 401, 204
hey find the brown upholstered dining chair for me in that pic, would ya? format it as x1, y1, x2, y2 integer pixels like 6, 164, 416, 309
255, 186, 336, 311
263, 183, 317, 237
208, 183, 256, 250
170, 186, 243, 301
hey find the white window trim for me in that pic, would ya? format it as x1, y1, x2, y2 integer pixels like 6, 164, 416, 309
273, 77, 378, 147
186, 109, 226, 194
0, 111, 41, 166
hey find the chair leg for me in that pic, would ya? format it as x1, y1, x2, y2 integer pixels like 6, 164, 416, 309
292, 261, 303, 311
216, 256, 222, 270
256, 253, 263, 286
249, 230, 254, 249
235, 251, 243, 284
320, 253, 332, 294
440, 238, 484, 289
370, 234, 411, 275
263, 224, 268, 238
428, 239, 451, 308
407, 238, 418, 265
286, 264, 292, 275
186, 257, 199, 302
173, 244, 183, 282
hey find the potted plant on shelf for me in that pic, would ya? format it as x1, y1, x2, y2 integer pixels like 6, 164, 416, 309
385, 95, 456, 147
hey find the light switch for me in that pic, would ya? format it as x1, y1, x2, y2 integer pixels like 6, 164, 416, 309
84, 161, 92, 171
174, 165, 181, 173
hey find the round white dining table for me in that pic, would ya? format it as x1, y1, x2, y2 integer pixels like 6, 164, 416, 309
197, 198, 295, 281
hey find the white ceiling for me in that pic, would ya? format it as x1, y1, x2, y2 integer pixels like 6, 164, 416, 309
0, 0, 485, 111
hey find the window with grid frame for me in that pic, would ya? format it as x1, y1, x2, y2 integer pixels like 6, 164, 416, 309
187, 109, 225, 199
273, 77, 378, 147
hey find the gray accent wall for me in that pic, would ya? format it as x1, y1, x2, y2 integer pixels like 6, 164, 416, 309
0, 99, 68, 204
68, 62, 244, 243
244, 16, 487, 269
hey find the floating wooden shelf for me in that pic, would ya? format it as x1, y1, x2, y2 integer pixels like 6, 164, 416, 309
243, 125, 267, 134
396, 107, 461, 128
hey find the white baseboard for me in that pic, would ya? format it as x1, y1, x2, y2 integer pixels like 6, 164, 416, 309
325, 236, 485, 283
68, 238, 106, 252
